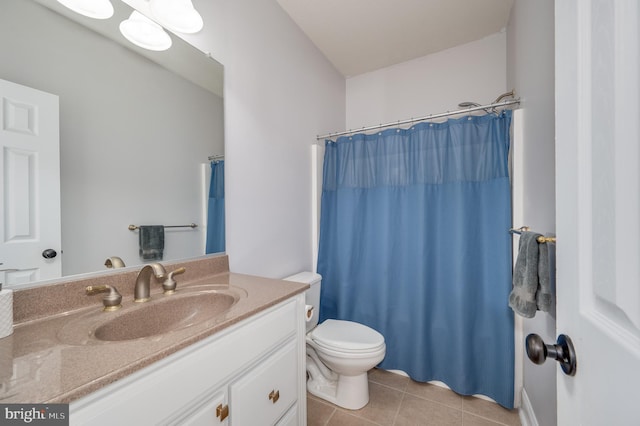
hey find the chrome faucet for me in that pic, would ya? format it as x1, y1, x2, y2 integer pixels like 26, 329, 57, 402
134, 263, 167, 302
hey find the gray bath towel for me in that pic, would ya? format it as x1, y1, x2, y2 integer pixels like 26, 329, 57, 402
509, 231, 553, 318
139, 225, 165, 261
536, 241, 553, 312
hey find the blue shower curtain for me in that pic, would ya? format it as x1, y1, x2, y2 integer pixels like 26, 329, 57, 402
206, 160, 225, 253
317, 112, 514, 408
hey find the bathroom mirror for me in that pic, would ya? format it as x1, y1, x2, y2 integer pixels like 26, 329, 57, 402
0, 0, 224, 284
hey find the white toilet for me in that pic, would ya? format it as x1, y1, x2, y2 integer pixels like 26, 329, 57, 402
284, 272, 386, 410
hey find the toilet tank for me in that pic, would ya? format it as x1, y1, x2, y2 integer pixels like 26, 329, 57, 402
283, 272, 322, 332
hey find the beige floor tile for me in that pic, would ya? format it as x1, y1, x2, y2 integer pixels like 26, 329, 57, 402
395, 394, 463, 426
327, 410, 382, 426
339, 382, 404, 426
405, 381, 463, 410
368, 368, 410, 392
307, 394, 336, 426
462, 397, 520, 426
307, 373, 522, 426
463, 412, 506, 426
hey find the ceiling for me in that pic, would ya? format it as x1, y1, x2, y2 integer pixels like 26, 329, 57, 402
276, 0, 514, 77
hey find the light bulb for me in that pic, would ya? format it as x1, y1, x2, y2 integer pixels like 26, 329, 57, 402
56, 0, 114, 19
149, 0, 204, 34
119, 11, 172, 52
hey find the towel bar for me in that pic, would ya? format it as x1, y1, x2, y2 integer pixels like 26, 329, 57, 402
128, 223, 197, 231
536, 236, 556, 244
509, 226, 530, 234
509, 226, 556, 244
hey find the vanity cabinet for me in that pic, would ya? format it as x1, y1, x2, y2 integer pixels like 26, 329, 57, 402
69, 295, 306, 426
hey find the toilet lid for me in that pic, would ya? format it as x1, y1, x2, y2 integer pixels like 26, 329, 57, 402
310, 319, 385, 351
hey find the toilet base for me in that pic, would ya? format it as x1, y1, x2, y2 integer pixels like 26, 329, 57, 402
307, 371, 370, 410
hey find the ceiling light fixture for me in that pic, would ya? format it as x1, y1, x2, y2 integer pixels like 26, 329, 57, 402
55, 0, 203, 51
119, 11, 172, 52
149, 0, 204, 34
56, 0, 114, 20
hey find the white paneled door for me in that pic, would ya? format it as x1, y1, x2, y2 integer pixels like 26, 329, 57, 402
0, 79, 61, 287
555, 1, 640, 424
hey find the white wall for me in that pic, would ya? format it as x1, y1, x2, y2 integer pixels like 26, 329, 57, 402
180, 0, 346, 277
346, 32, 507, 129
507, 1, 557, 425
0, 0, 224, 276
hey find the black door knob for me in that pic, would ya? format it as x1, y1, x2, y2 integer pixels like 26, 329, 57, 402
526, 333, 577, 376
42, 249, 57, 259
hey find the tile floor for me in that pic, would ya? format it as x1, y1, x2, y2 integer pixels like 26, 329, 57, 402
307, 369, 521, 426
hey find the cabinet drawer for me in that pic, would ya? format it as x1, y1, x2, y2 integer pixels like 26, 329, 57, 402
178, 391, 227, 426
230, 341, 297, 425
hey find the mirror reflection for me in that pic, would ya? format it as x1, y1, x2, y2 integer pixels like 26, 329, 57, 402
0, 0, 224, 286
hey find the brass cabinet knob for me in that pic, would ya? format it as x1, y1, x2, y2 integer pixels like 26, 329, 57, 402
216, 404, 229, 422
268, 389, 280, 403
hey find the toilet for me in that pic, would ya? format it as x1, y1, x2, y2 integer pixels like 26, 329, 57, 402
284, 272, 386, 410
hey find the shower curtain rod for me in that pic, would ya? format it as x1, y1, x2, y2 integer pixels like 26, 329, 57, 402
316, 98, 520, 141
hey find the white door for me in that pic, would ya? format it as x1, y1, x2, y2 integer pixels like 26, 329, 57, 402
555, 1, 640, 425
0, 79, 61, 287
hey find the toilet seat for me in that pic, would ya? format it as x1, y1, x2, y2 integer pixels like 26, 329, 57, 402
309, 319, 385, 353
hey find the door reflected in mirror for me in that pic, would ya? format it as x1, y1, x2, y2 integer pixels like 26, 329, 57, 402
0, 0, 224, 287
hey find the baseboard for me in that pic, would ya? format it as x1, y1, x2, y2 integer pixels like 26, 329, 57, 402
519, 388, 539, 426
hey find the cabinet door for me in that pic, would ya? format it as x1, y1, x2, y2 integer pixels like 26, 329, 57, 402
178, 392, 228, 426
275, 404, 298, 426
230, 341, 298, 425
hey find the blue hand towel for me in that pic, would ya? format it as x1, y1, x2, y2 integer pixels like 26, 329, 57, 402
509, 231, 543, 318
139, 225, 165, 261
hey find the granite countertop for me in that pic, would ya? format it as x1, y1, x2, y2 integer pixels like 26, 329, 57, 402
0, 256, 307, 404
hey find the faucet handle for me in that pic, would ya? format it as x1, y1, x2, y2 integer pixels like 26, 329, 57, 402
86, 285, 122, 311
162, 267, 186, 294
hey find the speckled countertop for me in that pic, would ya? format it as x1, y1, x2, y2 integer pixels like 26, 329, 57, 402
0, 255, 308, 404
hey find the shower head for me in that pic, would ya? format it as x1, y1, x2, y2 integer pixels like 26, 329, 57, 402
458, 90, 517, 115
458, 101, 482, 108
458, 101, 493, 115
